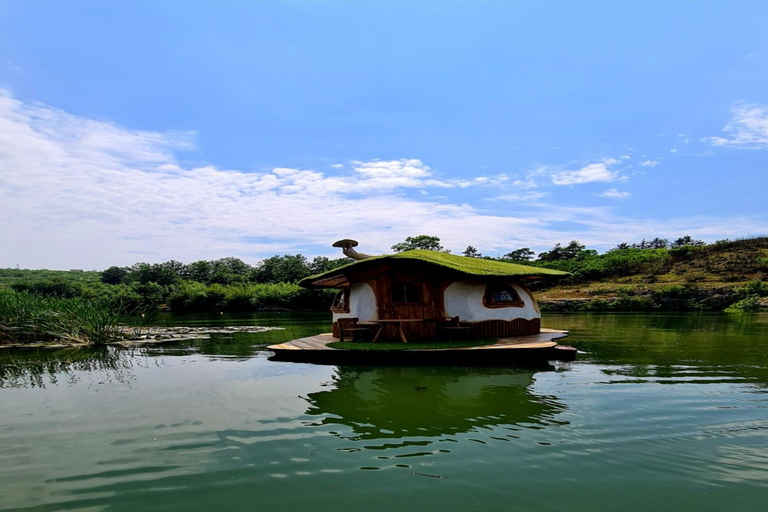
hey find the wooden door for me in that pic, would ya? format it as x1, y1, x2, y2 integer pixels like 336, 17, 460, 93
376, 271, 440, 340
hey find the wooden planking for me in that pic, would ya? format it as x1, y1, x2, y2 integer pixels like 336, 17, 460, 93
268, 334, 336, 351
468, 318, 541, 338
268, 329, 569, 353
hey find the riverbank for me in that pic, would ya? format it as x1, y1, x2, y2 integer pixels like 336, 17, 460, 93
537, 281, 768, 312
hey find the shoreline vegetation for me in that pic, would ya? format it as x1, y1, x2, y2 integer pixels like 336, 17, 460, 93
1, 235, 766, 347
0, 290, 283, 348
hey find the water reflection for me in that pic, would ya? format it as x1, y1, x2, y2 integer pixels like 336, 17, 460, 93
0, 346, 141, 388
544, 312, 768, 381
304, 366, 568, 443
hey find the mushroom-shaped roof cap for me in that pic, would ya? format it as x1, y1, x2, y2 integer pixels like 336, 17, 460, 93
332, 239, 359, 248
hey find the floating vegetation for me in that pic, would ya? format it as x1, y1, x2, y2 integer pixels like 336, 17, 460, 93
115, 325, 283, 345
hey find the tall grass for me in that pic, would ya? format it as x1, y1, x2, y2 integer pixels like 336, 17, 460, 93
0, 289, 121, 345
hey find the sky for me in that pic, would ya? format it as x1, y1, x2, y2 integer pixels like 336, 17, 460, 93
1, 1, 767, 270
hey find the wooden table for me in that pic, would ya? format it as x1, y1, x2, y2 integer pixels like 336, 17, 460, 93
370, 319, 423, 343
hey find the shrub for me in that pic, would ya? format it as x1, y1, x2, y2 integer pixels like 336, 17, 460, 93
724, 295, 762, 313
738, 280, 768, 297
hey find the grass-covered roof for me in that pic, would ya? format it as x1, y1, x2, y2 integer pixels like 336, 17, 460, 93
300, 249, 570, 289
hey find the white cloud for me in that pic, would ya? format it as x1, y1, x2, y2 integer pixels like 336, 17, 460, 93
489, 191, 548, 202
550, 158, 620, 185
639, 160, 659, 167
705, 104, 768, 148
1, 89, 767, 269
597, 189, 631, 200
0, 89, 552, 268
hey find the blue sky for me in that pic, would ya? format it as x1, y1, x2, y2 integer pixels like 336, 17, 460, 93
1, 1, 767, 269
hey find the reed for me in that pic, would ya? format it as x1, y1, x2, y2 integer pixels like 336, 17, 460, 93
0, 289, 122, 345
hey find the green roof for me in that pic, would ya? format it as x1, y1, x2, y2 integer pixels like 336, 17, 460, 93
299, 249, 570, 289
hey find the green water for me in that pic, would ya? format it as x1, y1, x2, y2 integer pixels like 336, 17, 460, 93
2, 312, 768, 511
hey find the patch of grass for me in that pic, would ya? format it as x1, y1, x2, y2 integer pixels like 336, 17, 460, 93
327, 338, 499, 350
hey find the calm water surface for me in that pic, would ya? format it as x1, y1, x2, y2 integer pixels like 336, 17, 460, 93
2, 312, 768, 511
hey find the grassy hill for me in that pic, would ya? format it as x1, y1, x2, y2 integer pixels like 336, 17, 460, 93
533, 237, 768, 311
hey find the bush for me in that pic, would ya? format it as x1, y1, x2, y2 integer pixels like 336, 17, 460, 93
724, 295, 762, 313
738, 280, 768, 297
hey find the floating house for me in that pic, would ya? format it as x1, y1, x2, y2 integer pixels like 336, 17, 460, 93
268, 240, 576, 364
300, 240, 570, 341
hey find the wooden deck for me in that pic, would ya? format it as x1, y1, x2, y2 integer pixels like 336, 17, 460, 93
267, 328, 575, 365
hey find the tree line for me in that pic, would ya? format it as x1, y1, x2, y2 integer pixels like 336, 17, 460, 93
0, 234, 734, 314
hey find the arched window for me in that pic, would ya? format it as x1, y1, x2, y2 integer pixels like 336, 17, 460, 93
330, 289, 350, 313
483, 283, 524, 308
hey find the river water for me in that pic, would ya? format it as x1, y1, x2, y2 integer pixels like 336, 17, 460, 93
1, 312, 767, 512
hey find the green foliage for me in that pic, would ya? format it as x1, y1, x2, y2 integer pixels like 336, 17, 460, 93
537, 241, 596, 262
739, 280, 768, 297
391, 235, 447, 253
724, 295, 762, 313
502, 248, 535, 262
462, 245, 482, 258
671, 235, 706, 248
669, 244, 702, 260
101, 266, 129, 285
307, 256, 351, 274
129, 262, 181, 286
252, 255, 312, 283
10, 278, 83, 298
531, 248, 667, 283
0, 289, 121, 345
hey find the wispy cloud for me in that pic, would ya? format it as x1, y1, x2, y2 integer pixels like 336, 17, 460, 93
597, 189, 631, 200
705, 103, 768, 149
639, 160, 659, 167
550, 158, 620, 185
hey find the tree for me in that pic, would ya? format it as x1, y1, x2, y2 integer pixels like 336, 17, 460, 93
183, 260, 213, 283
308, 256, 351, 274
671, 235, 706, 248
503, 248, 535, 262
537, 241, 594, 261
209, 257, 251, 284
391, 235, 447, 253
462, 245, 482, 258
253, 255, 311, 283
129, 262, 180, 286
101, 266, 128, 285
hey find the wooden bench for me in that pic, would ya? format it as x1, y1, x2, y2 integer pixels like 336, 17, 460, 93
337, 317, 371, 342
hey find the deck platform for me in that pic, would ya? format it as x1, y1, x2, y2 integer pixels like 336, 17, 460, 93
267, 328, 576, 365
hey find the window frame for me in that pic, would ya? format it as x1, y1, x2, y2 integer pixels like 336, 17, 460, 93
391, 282, 423, 304
483, 283, 525, 308
330, 289, 350, 313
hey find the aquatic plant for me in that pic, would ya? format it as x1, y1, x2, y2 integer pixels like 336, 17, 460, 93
0, 290, 122, 345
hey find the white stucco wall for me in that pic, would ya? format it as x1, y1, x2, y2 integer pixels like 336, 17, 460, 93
332, 283, 377, 323
443, 281, 540, 322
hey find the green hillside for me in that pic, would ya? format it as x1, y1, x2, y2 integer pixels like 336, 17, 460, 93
532, 237, 768, 312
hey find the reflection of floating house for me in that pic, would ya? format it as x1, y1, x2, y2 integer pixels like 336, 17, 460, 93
268, 240, 576, 364
305, 366, 566, 442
